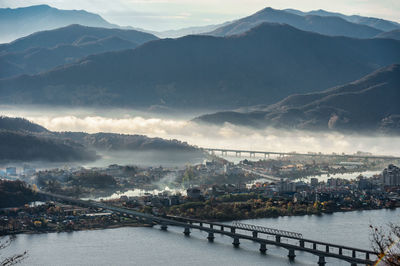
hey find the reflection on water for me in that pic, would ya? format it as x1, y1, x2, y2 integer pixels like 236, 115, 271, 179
3, 208, 398, 266
297, 170, 382, 183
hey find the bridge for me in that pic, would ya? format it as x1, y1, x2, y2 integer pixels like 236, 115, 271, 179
38, 191, 378, 265
203, 148, 400, 161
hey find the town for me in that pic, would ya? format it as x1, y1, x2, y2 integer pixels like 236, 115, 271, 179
1, 154, 399, 236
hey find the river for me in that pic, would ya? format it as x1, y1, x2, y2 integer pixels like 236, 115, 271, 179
3, 208, 398, 265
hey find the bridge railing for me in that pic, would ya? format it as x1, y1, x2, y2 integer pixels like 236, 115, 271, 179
167, 215, 378, 256
231, 221, 303, 238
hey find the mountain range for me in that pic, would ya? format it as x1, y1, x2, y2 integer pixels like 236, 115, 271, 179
195, 64, 400, 134
207, 7, 384, 38
0, 22, 399, 109
0, 24, 158, 78
0, 5, 125, 43
284, 9, 400, 32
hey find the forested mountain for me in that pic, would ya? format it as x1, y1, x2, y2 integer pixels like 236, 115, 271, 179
0, 24, 158, 78
1, 23, 400, 109
195, 64, 400, 134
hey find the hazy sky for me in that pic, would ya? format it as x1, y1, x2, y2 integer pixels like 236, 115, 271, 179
1, 0, 399, 31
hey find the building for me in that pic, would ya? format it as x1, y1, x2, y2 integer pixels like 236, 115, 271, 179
383, 164, 400, 187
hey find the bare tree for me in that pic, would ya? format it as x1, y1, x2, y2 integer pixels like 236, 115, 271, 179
0, 235, 27, 266
371, 224, 400, 266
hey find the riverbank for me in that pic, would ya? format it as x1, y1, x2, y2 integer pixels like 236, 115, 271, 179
164, 201, 400, 222
1, 223, 151, 237
0, 201, 151, 237
3, 208, 399, 266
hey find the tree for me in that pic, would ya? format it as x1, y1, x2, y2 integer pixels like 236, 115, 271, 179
0, 235, 27, 265
370, 223, 400, 266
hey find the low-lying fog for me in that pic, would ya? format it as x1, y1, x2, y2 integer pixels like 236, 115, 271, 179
3, 105, 400, 158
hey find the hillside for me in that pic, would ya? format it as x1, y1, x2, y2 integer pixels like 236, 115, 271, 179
0, 117, 202, 162
0, 116, 48, 133
208, 7, 382, 38
0, 23, 399, 109
0, 130, 98, 162
195, 64, 400, 134
0, 5, 122, 43
56, 132, 199, 152
0, 24, 158, 78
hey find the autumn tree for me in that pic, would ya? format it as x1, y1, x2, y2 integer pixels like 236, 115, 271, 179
370, 223, 400, 266
0, 235, 27, 265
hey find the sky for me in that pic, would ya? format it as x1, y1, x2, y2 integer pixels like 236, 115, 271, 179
0, 0, 399, 31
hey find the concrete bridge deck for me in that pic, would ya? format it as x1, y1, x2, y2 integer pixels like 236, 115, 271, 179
203, 148, 400, 161
38, 191, 378, 265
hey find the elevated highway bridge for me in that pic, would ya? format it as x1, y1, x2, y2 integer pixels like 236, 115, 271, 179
203, 148, 400, 161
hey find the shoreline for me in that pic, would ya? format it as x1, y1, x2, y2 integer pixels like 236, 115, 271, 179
3, 206, 398, 237
1, 223, 152, 237
165, 205, 400, 223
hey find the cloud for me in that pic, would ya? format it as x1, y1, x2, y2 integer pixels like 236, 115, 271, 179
9, 110, 399, 157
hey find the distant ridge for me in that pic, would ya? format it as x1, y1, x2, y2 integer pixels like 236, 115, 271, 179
208, 7, 383, 38
285, 8, 400, 32
0, 5, 127, 43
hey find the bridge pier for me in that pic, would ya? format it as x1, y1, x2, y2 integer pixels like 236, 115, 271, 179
275, 235, 281, 243
326, 245, 330, 253
365, 252, 370, 260
160, 224, 168, 230
183, 227, 190, 236
313, 243, 317, 250
352, 250, 356, 258
207, 232, 215, 242
232, 237, 240, 248
252, 231, 258, 238
350, 263, 357, 266
300, 240, 304, 248
287, 249, 296, 260
259, 243, 267, 254
318, 256, 326, 266
339, 247, 343, 255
